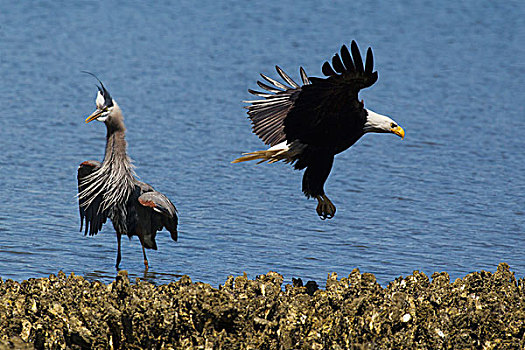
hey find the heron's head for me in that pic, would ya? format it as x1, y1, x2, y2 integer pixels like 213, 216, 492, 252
83, 72, 118, 124
363, 109, 404, 139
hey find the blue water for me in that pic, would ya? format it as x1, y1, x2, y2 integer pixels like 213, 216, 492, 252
1, 1, 524, 287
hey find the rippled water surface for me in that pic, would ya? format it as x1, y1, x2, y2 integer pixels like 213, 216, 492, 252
1, 1, 524, 286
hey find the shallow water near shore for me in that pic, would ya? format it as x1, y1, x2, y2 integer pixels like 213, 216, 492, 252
1, 1, 524, 287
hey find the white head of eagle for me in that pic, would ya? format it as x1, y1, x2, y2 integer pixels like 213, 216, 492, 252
363, 109, 405, 139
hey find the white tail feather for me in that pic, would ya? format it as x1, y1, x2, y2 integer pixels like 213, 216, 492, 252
232, 142, 305, 164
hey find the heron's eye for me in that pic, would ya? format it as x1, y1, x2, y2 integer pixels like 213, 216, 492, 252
390, 122, 397, 128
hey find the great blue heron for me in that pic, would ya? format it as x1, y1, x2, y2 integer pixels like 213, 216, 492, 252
78, 73, 178, 269
233, 41, 404, 219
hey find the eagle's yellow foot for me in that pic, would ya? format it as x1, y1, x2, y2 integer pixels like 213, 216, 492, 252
315, 195, 336, 220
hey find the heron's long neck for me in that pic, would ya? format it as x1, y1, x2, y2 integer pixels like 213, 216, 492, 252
97, 111, 136, 203
102, 105, 134, 181
103, 129, 131, 169
78, 108, 136, 213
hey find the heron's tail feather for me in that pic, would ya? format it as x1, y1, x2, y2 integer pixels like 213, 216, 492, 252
232, 145, 292, 164
143, 234, 158, 250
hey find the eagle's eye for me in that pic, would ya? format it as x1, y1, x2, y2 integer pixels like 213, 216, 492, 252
390, 122, 397, 128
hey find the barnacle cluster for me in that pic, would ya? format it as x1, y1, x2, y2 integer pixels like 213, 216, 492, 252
0, 264, 523, 349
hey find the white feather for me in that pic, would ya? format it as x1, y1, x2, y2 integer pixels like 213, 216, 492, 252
268, 141, 288, 151
95, 91, 105, 109
363, 109, 397, 133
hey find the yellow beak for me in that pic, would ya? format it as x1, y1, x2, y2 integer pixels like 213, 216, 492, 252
85, 109, 103, 123
391, 126, 405, 139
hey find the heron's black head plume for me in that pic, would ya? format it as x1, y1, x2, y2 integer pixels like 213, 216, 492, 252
82, 71, 114, 108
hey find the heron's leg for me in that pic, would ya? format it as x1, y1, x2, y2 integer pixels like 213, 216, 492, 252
142, 245, 149, 270
137, 235, 149, 270
116, 233, 122, 270
315, 195, 336, 220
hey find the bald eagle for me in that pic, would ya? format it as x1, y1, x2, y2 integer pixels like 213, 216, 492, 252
233, 41, 404, 220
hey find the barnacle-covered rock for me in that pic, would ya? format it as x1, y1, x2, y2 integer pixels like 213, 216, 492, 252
0, 263, 523, 349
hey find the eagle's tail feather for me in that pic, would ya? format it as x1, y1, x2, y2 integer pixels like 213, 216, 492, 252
232, 142, 292, 164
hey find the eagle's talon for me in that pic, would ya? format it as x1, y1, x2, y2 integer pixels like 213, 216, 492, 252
316, 199, 324, 217
316, 195, 336, 220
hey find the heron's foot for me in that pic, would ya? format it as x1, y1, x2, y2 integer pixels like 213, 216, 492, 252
315, 195, 336, 220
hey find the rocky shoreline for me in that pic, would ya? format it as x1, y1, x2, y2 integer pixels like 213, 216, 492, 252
0, 263, 523, 349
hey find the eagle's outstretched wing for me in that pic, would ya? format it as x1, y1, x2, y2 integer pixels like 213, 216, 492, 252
244, 66, 310, 146
245, 41, 377, 147
284, 41, 377, 145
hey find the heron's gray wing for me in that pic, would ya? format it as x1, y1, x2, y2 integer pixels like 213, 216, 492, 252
244, 66, 310, 146
138, 191, 178, 241
78, 160, 108, 236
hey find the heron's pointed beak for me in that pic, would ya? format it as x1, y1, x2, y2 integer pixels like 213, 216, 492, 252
85, 109, 103, 123
391, 125, 405, 139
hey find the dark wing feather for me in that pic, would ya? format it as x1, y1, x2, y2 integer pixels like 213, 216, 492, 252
260, 73, 288, 90
276, 66, 300, 88
365, 47, 374, 74
138, 191, 178, 242
351, 41, 365, 73
299, 67, 310, 84
78, 160, 108, 236
257, 81, 282, 93
244, 66, 310, 146
322, 61, 337, 76
283, 40, 378, 144
340, 44, 355, 72
331, 54, 345, 74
